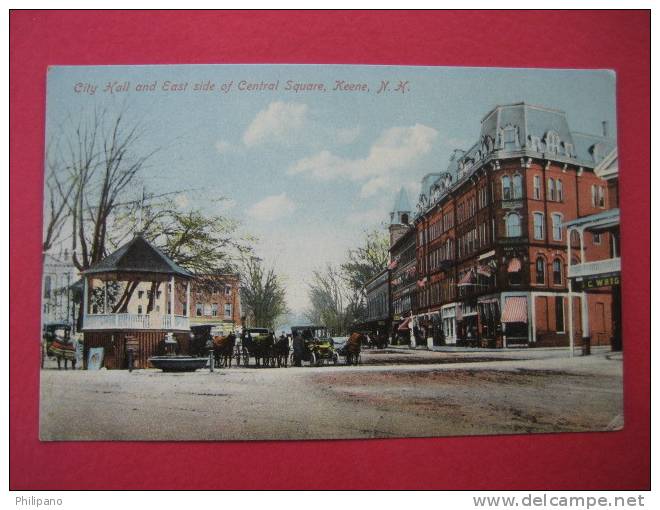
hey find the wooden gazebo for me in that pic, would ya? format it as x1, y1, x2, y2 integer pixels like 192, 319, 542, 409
81, 234, 193, 369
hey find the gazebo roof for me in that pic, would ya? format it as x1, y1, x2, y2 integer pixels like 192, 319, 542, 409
82, 234, 193, 278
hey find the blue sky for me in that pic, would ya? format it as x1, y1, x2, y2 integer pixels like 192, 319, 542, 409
45, 64, 617, 313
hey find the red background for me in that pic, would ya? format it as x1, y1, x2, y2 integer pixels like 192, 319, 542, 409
10, 10, 650, 490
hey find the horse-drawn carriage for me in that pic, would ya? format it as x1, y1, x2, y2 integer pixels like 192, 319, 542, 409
290, 325, 339, 367
236, 328, 289, 368
41, 322, 78, 370
189, 324, 237, 368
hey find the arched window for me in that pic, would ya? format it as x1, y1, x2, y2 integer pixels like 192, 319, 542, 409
536, 257, 546, 284
501, 176, 512, 200
533, 175, 541, 199
547, 178, 556, 201
551, 213, 563, 241
556, 179, 563, 202
553, 259, 563, 285
533, 212, 545, 240
506, 213, 521, 238
512, 174, 523, 199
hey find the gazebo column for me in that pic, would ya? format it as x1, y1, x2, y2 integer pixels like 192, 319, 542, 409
103, 280, 108, 314
83, 276, 89, 326
186, 280, 191, 317
170, 275, 175, 327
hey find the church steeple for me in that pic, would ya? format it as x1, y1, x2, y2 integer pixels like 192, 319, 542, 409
389, 187, 412, 247
390, 187, 411, 226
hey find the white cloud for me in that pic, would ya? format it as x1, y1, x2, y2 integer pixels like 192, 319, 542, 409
242, 101, 309, 147
335, 126, 361, 145
347, 206, 390, 226
214, 139, 232, 154
246, 193, 296, 222
287, 124, 438, 184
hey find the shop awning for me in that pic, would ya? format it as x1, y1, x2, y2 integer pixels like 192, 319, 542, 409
477, 264, 493, 277
501, 297, 528, 323
507, 258, 522, 273
457, 270, 475, 286
398, 317, 411, 331
387, 259, 398, 270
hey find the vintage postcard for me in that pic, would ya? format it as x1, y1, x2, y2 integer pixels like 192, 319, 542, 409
39, 64, 622, 440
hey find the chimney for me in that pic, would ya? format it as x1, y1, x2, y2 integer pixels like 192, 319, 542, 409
602, 121, 609, 137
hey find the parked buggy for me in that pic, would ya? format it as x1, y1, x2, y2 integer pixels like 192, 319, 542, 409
290, 325, 339, 366
236, 328, 283, 368
42, 322, 78, 370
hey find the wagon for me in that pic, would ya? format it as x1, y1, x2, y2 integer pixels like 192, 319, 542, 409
236, 328, 277, 367
290, 325, 339, 366
42, 322, 78, 370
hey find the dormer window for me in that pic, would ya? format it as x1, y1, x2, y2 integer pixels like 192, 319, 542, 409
503, 125, 519, 150
529, 135, 542, 152
563, 142, 574, 157
545, 131, 561, 153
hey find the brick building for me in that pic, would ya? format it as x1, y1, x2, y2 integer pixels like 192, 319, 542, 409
411, 102, 616, 349
387, 187, 416, 344
189, 274, 242, 333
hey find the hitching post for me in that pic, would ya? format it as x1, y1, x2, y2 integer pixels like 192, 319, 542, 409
207, 339, 214, 373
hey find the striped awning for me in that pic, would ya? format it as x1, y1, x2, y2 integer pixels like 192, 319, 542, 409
507, 258, 522, 273
398, 317, 411, 331
501, 297, 528, 323
477, 264, 493, 277
387, 259, 398, 270
457, 270, 475, 286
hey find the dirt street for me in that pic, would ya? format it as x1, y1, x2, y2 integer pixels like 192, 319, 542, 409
40, 348, 622, 441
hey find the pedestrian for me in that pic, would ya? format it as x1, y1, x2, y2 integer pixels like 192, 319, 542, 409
292, 331, 304, 367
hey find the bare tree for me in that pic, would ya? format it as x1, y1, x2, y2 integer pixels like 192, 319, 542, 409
305, 264, 361, 335
240, 256, 288, 329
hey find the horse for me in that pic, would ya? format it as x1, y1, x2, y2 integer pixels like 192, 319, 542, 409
342, 332, 365, 365
212, 333, 237, 368
274, 335, 290, 368
253, 332, 275, 367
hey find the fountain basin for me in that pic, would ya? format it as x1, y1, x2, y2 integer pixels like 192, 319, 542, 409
148, 356, 209, 372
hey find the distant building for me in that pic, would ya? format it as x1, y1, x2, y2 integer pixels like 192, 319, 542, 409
42, 250, 78, 329
388, 187, 416, 344
364, 268, 390, 337
189, 274, 242, 332
411, 102, 617, 349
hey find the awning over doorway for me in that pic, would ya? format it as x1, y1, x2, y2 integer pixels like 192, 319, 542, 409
398, 317, 411, 331
501, 296, 528, 323
457, 270, 475, 286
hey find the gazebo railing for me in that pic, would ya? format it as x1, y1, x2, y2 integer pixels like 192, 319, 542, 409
83, 313, 189, 331
161, 315, 189, 331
